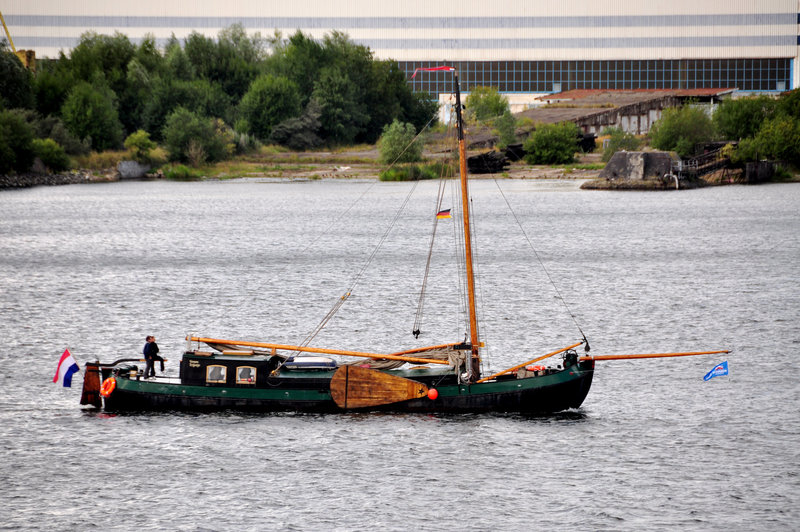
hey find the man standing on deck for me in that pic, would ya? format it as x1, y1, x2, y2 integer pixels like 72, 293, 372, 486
143, 335, 163, 378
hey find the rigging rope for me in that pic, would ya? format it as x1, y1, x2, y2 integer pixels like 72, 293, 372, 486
412, 177, 448, 338
491, 178, 590, 351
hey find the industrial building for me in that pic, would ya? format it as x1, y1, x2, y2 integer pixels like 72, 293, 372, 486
3, 0, 799, 96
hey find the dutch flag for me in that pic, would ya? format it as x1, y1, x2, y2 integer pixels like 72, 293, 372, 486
53, 349, 80, 387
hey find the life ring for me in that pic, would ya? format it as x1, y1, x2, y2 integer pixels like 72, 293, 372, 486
525, 365, 546, 372
100, 377, 116, 397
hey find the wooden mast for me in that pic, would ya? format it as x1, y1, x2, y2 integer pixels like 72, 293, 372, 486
453, 72, 481, 381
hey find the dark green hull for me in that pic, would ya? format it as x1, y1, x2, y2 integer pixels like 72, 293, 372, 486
101, 360, 594, 414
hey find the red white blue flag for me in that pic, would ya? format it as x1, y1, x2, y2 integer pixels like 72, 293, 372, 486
703, 361, 729, 381
53, 348, 80, 387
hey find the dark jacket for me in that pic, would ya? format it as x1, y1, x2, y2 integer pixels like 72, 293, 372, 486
143, 342, 160, 359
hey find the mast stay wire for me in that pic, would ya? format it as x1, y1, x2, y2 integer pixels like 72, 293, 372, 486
491, 178, 591, 351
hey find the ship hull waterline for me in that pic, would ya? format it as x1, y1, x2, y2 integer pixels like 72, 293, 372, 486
100, 360, 595, 414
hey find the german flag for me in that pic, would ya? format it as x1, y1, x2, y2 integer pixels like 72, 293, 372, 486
436, 209, 452, 219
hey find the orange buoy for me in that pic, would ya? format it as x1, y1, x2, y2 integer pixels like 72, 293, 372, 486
427, 388, 438, 400
99, 377, 116, 398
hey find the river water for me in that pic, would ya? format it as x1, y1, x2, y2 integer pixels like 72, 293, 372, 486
1, 179, 798, 531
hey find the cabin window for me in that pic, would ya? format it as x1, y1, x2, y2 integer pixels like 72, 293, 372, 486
206, 365, 227, 384
236, 366, 256, 384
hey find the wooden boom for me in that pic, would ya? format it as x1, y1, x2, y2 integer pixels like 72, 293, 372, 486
187, 336, 451, 366
476, 341, 585, 384
579, 350, 730, 361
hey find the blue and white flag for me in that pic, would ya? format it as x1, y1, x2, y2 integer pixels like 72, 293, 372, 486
703, 361, 729, 381
53, 348, 80, 387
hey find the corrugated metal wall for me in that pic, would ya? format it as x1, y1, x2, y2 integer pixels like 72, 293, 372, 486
4, 0, 798, 63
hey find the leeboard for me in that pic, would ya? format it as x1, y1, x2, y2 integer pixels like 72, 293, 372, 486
330, 365, 429, 409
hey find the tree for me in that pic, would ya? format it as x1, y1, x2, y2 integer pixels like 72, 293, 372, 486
0, 43, 34, 109
60, 81, 123, 151
601, 127, 642, 162
713, 96, 777, 141
312, 65, 369, 145
0, 109, 35, 174
184, 26, 263, 100
239, 74, 301, 141
523, 122, 580, 164
378, 120, 423, 164
465, 86, 509, 122
33, 57, 76, 118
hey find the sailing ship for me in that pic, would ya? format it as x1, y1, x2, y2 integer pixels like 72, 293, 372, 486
80, 67, 727, 413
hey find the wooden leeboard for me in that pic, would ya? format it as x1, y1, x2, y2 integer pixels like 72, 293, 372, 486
330, 366, 429, 409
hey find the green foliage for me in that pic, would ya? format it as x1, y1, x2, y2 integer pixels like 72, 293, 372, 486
162, 107, 231, 164
750, 115, 800, 165
379, 162, 451, 181
239, 74, 301, 141
163, 164, 200, 180
312, 64, 370, 145
31, 138, 70, 172
492, 110, 517, 148
0, 43, 34, 109
61, 81, 124, 151
465, 86, 509, 122
601, 127, 642, 162
33, 58, 75, 117
124, 130, 156, 163
776, 88, 800, 120
184, 25, 263, 100
0, 109, 35, 174
713, 96, 777, 140
523, 122, 580, 164
142, 78, 232, 140
649, 105, 714, 157
378, 120, 423, 164
269, 98, 323, 151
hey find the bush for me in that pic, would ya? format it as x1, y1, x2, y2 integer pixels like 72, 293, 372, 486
523, 122, 580, 164
465, 86, 509, 122
162, 107, 231, 164
31, 138, 70, 172
378, 162, 451, 181
649, 105, 713, 157
601, 127, 642, 162
378, 119, 423, 164
124, 130, 157, 163
73, 150, 128, 170
163, 164, 200, 180
0, 109, 35, 174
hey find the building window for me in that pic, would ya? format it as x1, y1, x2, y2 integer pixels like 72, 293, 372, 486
236, 366, 257, 384
206, 365, 227, 384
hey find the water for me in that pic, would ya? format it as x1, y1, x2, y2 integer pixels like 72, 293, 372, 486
1, 179, 798, 531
